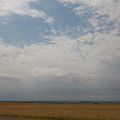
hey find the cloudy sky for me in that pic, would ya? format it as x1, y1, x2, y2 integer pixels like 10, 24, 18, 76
0, 0, 120, 101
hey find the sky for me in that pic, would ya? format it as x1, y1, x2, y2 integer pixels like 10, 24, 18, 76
0, 0, 120, 101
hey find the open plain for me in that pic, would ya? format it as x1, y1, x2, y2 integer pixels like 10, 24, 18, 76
0, 103, 120, 120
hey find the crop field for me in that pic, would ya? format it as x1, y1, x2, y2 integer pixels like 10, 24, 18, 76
0, 103, 120, 120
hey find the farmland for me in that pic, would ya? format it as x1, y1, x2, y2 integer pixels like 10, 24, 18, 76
0, 103, 120, 120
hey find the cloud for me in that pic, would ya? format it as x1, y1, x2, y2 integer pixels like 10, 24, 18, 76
57, 0, 120, 21
0, 0, 119, 100
0, 30, 120, 87
31, 68, 66, 78
0, 73, 20, 81
0, 0, 54, 23
0, 28, 120, 100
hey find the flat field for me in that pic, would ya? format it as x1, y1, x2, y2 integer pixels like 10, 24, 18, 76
0, 103, 120, 120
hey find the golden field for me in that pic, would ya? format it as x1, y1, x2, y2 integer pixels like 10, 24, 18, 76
0, 103, 120, 120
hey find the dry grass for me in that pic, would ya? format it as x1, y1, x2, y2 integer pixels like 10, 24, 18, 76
0, 103, 120, 120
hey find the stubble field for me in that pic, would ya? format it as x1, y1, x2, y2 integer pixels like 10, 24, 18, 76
0, 103, 120, 120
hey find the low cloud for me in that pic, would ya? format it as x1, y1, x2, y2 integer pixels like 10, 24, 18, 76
0, 31, 120, 84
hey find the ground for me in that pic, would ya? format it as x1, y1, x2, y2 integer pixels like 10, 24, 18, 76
0, 103, 120, 120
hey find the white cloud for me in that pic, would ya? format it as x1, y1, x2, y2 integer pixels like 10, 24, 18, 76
0, 31, 120, 88
31, 68, 67, 78
58, 0, 120, 21
0, 0, 54, 23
